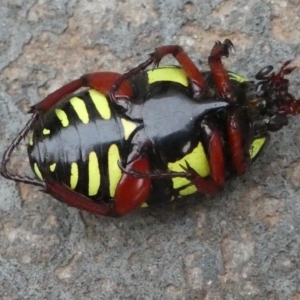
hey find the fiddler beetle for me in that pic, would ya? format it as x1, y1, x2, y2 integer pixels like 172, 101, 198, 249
1, 39, 299, 217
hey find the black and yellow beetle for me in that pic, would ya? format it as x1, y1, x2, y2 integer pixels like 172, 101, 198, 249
1, 39, 299, 217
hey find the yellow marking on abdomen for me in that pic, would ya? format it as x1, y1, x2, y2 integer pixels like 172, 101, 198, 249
249, 137, 266, 159
88, 151, 101, 196
70, 97, 89, 124
70, 162, 79, 189
141, 203, 148, 208
147, 66, 188, 87
50, 163, 56, 172
168, 142, 210, 196
43, 128, 51, 135
34, 163, 43, 180
55, 109, 69, 127
108, 144, 122, 197
89, 89, 111, 119
121, 118, 138, 140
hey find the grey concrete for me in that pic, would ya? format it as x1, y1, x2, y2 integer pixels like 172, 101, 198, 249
0, 0, 300, 299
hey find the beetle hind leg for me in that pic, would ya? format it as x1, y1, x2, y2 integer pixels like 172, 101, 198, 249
44, 180, 113, 216
110, 45, 207, 101
31, 72, 134, 113
149, 45, 207, 99
0, 113, 44, 187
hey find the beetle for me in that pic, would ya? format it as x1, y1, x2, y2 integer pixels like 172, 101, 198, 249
1, 39, 299, 217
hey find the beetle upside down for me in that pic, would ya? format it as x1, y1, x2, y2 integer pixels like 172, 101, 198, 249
1, 40, 299, 217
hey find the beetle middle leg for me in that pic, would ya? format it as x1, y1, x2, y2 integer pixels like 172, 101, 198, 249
43, 154, 151, 217
208, 39, 235, 101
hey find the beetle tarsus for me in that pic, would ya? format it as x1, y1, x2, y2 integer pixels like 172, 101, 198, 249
117, 160, 190, 179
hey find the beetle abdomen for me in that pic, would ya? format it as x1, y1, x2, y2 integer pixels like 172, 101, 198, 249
28, 89, 139, 201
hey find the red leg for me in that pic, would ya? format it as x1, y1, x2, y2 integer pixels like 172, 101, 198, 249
208, 39, 235, 101
30, 72, 134, 113
110, 45, 207, 102
180, 120, 225, 195
202, 120, 225, 187
227, 110, 247, 175
44, 155, 152, 217
114, 155, 151, 216
150, 45, 206, 99
45, 181, 112, 216
181, 163, 219, 195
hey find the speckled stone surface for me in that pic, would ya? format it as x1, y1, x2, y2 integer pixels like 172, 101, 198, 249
0, 1, 300, 299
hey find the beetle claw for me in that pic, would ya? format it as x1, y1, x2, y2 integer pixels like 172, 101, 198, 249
211, 39, 235, 59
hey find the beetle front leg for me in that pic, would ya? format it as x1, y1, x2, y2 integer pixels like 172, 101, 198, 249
30, 72, 134, 113
208, 39, 235, 101
180, 120, 226, 195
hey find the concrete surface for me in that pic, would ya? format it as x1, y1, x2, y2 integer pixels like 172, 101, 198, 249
0, 0, 300, 299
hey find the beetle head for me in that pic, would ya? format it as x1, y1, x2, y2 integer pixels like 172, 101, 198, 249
251, 60, 299, 133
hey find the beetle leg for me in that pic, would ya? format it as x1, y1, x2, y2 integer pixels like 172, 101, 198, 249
118, 160, 190, 179
110, 45, 206, 101
0, 113, 44, 186
149, 45, 206, 99
44, 180, 113, 216
30, 72, 134, 113
177, 119, 225, 195
227, 110, 250, 175
180, 163, 219, 195
114, 155, 152, 216
208, 39, 235, 101
201, 119, 225, 187
43, 155, 152, 217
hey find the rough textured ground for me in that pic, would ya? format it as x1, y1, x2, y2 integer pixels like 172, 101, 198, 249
1, 0, 300, 299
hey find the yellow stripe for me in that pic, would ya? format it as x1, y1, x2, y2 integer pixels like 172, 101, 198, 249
108, 144, 122, 197
43, 128, 51, 135
55, 109, 69, 127
179, 185, 197, 196
28, 131, 34, 146
89, 89, 111, 120
50, 163, 56, 172
70, 162, 79, 189
141, 203, 148, 208
249, 137, 266, 159
121, 118, 138, 140
34, 163, 43, 180
70, 97, 89, 124
168, 142, 210, 196
147, 66, 188, 87
88, 151, 101, 196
